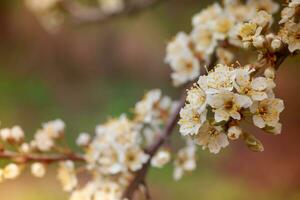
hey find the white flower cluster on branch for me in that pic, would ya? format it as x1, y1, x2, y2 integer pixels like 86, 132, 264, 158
179, 63, 284, 154
1, 0, 299, 200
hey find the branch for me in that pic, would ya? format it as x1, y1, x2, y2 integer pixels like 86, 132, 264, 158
122, 45, 291, 199
0, 150, 85, 164
60, 0, 166, 25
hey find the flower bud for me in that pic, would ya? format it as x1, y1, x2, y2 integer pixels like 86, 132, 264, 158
76, 132, 91, 147
264, 67, 276, 79
20, 143, 31, 154
243, 133, 264, 152
227, 126, 242, 140
253, 35, 265, 48
11, 126, 24, 143
271, 38, 282, 51
31, 162, 46, 178
3, 163, 21, 179
0, 128, 11, 142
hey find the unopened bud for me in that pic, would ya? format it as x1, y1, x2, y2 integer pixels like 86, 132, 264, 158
253, 35, 265, 48
228, 126, 242, 140
76, 132, 91, 147
271, 38, 282, 51
0, 128, 11, 142
242, 133, 264, 152
3, 163, 21, 179
264, 67, 276, 79
20, 143, 31, 154
31, 162, 46, 178
11, 126, 24, 143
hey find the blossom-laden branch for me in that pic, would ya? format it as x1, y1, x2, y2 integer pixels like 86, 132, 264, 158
0, 150, 84, 164
1, 1, 300, 200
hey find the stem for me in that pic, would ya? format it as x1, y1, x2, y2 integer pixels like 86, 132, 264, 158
0, 150, 85, 164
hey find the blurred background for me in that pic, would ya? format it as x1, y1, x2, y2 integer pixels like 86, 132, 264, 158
0, 0, 300, 199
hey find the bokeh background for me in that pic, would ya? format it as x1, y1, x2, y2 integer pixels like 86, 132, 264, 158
0, 0, 300, 199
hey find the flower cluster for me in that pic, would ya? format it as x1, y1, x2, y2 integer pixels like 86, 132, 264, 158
58, 89, 175, 199
134, 89, 178, 145
178, 63, 284, 154
165, 0, 279, 87
1, 0, 297, 199
278, 0, 300, 53
0, 89, 176, 199
0, 119, 66, 183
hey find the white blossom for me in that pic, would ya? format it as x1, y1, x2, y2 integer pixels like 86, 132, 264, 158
151, 149, 171, 168
279, 21, 300, 52
198, 64, 236, 94
57, 161, 78, 192
165, 32, 200, 86
207, 91, 252, 122
250, 98, 284, 129
246, 0, 279, 14
31, 162, 46, 178
193, 122, 229, 154
42, 119, 65, 139
178, 104, 207, 136
3, 164, 21, 180
94, 181, 122, 200
76, 132, 91, 147
173, 142, 196, 180
34, 130, 54, 151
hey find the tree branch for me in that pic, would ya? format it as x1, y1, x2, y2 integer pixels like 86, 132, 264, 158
0, 150, 85, 164
122, 45, 291, 199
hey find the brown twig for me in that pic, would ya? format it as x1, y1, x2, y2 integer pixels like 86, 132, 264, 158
0, 150, 85, 164
60, 0, 166, 25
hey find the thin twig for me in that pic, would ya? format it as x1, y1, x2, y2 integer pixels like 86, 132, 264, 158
0, 150, 85, 164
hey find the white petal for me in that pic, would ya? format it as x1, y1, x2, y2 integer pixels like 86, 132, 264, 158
251, 77, 268, 91
253, 115, 266, 128
214, 109, 230, 122
235, 94, 252, 108
230, 110, 241, 120
251, 91, 268, 101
